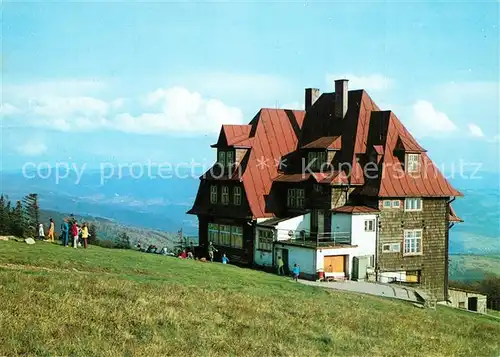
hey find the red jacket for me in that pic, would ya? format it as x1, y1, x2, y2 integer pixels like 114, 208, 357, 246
71, 224, 78, 237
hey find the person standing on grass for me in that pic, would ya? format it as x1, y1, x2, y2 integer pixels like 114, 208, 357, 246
208, 242, 218, 262
81, 223, 90, 249
47, 218, 55, 242
38, 223, 45, 240
292, 264, 300, 282
277, 256, 284, 276
71, 220, 79, 248
221, 253, 229, 264
61, 218, 69, 247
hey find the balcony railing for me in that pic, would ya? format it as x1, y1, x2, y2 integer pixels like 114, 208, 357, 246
275, 229, 351, 247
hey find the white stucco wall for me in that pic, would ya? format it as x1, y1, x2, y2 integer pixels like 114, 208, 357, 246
351, 214, 377, 256
274, 244, 316, 276
275, 214, 310, 241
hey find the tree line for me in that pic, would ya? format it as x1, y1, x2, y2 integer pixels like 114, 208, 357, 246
0, 194, 41, 237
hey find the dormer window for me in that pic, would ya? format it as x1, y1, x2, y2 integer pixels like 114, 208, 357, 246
226, 151, 234, 168
406, 153, 420, 173
218, 151, 226, 166
307, 151, 327, 171
218, 150, 235, 170
287, 188, 305, 208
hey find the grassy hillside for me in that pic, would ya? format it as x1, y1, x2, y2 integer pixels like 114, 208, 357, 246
0, 241, 499, 357
449, 254, 500, 282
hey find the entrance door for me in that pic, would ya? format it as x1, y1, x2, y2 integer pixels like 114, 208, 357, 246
468, 297, 478, 312
311, 209, 325, 238
276, 248, 290, 274
324, 255, 345, 273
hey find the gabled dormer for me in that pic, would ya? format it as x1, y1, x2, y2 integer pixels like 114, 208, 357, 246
394, 135, 427, 174
300, 136, 342, 171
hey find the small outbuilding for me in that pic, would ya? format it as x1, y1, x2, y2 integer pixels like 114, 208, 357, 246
448, 288, 487, 314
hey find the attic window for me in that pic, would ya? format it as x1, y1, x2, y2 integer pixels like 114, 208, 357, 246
406, 153, 420, 173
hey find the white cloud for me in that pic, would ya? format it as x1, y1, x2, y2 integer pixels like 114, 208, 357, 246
3, 79, 106, 99
468, 123, 485, 137
410, 100, 457, 137
326, 73, 393, 91
16, 141, 47, 156
2, 80, 244, 135
113, 87, 244, 134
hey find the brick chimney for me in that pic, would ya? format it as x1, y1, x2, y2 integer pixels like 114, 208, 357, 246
305, 88, 320, 111
334, 79, 349, 119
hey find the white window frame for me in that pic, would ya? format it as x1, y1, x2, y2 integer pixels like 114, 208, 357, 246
208, 223, 219, 245
221, 186, 229, 205
406, 153, 420, 173
287, 189, 296, 208
403, 229, 423, 256
231, 226, 243, 249
382, 243, 401, 253
404, 198, 422, 212
383, 200, 392, 209
257, 229, 273, 251
233, 186, 241, 205
219, 224, 231, 246
392, 200, 401, 208
218, 151, 226, 167
226, 151, 234, 169
210, 185, 218, 204
296, 189, 305, 208
364, 219, 376, 232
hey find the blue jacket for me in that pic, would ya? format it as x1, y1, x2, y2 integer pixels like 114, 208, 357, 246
62, 222, 69, 234
292, 266, 300, 275
222, 256, 229, 264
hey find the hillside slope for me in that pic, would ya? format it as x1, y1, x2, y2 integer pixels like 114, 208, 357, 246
0, 241, 499, 356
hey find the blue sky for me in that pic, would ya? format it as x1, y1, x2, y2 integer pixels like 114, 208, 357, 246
1, 1, 499, 174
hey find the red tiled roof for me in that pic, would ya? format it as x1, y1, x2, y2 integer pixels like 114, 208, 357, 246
374, 113, 462, 197
274, 173, 311, 182
273, 171, 348, 185
448, 203, 463, 222
332, 205, 379, 214
242, 109, 305, 218
211, 124, 252, 147
373, 145, 384, 155
301, 136, 342, 150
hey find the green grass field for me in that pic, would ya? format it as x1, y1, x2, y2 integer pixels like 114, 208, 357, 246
1, 241, 499, 357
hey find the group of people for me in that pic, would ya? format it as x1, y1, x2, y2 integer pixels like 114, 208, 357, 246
277, 256, 300, 281
37, 216, 91, 249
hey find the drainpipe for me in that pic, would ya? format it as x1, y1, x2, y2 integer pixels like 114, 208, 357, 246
445, 196, 455, 302
375, 213, 380, 282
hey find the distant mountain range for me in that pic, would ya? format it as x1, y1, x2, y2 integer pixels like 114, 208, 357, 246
1, 168, 499, 254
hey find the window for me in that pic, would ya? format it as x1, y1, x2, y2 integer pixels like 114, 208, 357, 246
233, 186, 241, 205
226, 151, 235, 169
383, 200, 392, 208
218, 151, 226, 166
287, 188, 306, 208
296, 189, 305, 208
209, 224, 244, 249
257, 229, 273, 251
392, 200, 401, 208
406, 153, 420, 173
382, 243, 401, 253
364, 219, 376, 232
231, 226, 243, 249
220, 225, 231, 246
404, 198, 422, 211
404, 229, 422, 255
307, 151, 327, 170
210, 185, 218, 204
208, 223, 219, 245
313, 184, 323, 193
221, 186, 229, 205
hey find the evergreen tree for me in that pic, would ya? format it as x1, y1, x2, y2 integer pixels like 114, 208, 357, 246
117, 232, 131, 249
22, 193, 40, 237
10, 200, 26, 237
88, 223, 98, 245
0, 195, 9, 235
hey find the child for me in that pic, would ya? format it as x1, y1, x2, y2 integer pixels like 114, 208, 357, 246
38, 223, 45, 240
71, 220, 79, 248
222, 254, 229, 264
292, 264, 300, 282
